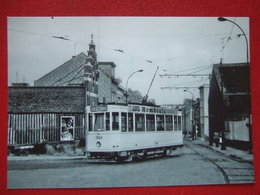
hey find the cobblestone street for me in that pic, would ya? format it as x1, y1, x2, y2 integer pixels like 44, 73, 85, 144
8, 140, 254, 189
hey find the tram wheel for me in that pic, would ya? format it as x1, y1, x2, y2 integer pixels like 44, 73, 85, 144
162, 149, 167, 157
142, 150, 148, 160
115, 156, 124, 163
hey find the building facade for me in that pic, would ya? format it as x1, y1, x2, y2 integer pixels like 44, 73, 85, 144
199, 84, 210, 140
8, 86, 86, 145
182, 99, 193, 137
208, 62, 251, 150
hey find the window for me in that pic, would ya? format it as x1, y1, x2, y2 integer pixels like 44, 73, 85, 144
88, 113, 93, 131
94, 113, 104, 131
178, 116, 182, 131
106, 112, 110, 131
121, 112, 127, 132
174, 116, 177, 131
146, 114, 155, 131
156, 115, 165, 131
135, 114, 145, 132
112, 112, 119, 130
128, 113, 133, 132
166, 115, 173, 131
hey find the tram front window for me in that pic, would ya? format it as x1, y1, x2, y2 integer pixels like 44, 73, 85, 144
106, 112, 110, 131
88, 113, 93, 131
112, 112, 119, 130
94, 113, 104, 131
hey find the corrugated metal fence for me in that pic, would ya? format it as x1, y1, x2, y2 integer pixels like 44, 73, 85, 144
8, 113, 85, 146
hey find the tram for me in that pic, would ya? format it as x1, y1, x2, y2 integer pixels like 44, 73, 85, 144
85, 103, 183, 162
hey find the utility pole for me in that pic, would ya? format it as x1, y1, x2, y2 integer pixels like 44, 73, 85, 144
220, 61, 226, 150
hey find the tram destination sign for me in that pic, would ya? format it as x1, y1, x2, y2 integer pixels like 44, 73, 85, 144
90, 105, 108, 112
128, 105, 175, 114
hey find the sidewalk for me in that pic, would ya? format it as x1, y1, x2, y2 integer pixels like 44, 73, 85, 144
187, 138, 254, 164
8, 154, 86, 161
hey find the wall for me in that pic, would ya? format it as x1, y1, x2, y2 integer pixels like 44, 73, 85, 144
97, 70, 112, 103
199, 84, 209, 140
225, 119, 249, 142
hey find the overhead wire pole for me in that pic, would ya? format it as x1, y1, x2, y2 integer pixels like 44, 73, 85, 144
160, 73, 211, 78
161, 87, 209, 90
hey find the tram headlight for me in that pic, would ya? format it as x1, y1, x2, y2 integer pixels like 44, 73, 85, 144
96, 141, 101, 148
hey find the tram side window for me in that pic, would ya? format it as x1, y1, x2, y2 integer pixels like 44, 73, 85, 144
94, 113, 104, 131
106, 112, 110, 131
156, 115, 165, 131
174, 116, 177, 131
88, 113, 93, 131
135, 114, 145, 132
178, 116, 182, 131
146, 114, 155, 131
166, 115, 173, 131
112, 112, 119, 131
128, 113, 133, 132
121, 112, 127, 132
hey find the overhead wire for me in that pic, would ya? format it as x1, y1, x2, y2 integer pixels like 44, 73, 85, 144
51, 64, 84, 86
51, 17, 66, 37
161, 77, 208, 88
57, 75, 85, 86
220, 18, 236, 56
67, 66, 85, 86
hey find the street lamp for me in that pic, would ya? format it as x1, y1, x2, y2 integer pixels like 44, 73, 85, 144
218, 17, 251, 152
184, 89, 196, 140
217, 17, 249, 65
125, 69, 143, 104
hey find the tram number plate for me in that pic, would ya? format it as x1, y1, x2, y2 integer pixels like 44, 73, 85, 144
96, 135, 103, 140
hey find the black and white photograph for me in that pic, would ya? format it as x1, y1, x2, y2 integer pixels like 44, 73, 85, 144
7, 17, 254, 189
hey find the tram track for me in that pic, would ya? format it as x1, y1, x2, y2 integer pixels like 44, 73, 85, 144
185, 141, 254, 184
186, 143, 230, 184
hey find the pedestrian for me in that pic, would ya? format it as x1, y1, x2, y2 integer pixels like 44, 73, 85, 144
214, 132, 219, 147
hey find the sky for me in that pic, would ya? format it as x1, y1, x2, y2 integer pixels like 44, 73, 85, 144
8, 17, 250, 105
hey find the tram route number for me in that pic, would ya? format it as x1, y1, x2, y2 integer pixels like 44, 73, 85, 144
96, 135, 103, 140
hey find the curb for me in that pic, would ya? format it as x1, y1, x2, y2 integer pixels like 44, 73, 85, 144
186, 139, 253, 164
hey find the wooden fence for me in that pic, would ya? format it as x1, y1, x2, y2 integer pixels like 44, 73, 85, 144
8, 113, 85, 146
